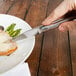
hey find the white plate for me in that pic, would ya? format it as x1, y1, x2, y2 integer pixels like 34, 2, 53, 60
0, 14, 35, 74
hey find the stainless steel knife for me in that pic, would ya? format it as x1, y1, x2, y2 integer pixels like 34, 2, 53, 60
13, 16, 76, 41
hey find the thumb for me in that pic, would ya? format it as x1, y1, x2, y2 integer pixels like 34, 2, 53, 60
42, 0, 71, 25
58, 21, 76, 32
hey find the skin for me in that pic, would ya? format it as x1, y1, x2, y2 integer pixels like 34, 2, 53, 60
42, 0, 76, 32
4, 0, 14, 1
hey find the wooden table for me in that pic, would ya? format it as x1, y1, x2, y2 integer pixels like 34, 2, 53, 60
1, 0, 76, 76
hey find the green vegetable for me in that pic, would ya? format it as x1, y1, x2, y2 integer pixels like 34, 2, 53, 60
5, 23, 22, 37
10, 29, 21, 37
5, 23, 16, 32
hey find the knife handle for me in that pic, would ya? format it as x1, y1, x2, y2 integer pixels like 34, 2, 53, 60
39, 16, 75, 33
23, 16, 76, 38
39, 10, 76, 33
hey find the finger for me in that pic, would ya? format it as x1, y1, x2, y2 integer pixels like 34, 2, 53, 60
58, 21, 76, 32
42, 0, 72, 25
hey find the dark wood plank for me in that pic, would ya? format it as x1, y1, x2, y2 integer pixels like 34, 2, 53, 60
8, 0, 32, 19
69, 27, 76, 76
25, 0, 49, 76
0, 0, 16, 14
38, 0, 72, 76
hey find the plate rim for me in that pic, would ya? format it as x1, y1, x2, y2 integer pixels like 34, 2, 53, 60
0, 14, 35, 74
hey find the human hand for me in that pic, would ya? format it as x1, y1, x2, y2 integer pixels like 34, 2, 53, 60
42, 0, 76, 32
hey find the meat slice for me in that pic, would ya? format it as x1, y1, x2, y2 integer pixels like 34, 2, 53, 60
0, 31, 17, 56
0, 31, 12, 43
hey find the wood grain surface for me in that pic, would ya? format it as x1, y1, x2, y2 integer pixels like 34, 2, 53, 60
8, 0, 32, 19
0, 0, 15, 14
0, 0, 75, 76
38, 0, 72, 76
25, 0, 49, 75
69, 27, 76, 76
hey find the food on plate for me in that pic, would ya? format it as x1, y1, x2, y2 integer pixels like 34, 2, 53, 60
0, 31, 12, 43
0, 23, 21, 56
9, 29, 21, 37
0, 31, 17, 56
5, 23, 21, 37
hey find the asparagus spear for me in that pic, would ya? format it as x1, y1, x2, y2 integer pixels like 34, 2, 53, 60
5, 23, 21, 37
10, 29, 21, 37
5, 23, 16, 32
